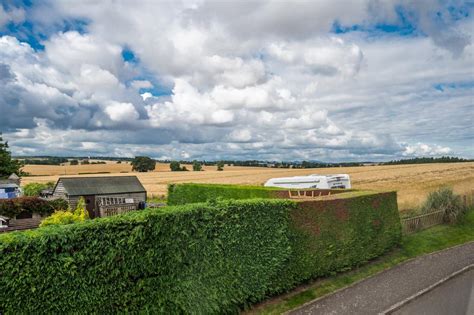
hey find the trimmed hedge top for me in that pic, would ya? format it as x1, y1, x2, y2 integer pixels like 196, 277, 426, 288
167, 183, 356, 205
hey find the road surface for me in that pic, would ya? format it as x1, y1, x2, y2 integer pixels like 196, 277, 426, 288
289, 241, 474, 315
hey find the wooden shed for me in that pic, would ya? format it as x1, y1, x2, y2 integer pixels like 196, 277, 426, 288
52, 176, 147, 218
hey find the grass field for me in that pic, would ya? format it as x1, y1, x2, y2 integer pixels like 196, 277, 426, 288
22, 162, 474, 210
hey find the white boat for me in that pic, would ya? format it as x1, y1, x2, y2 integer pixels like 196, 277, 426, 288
264, 174, 351, 189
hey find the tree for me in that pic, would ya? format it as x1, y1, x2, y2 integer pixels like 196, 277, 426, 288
0, 133, 24, 178
170, 161, 181, 171
70, 159, 79, 165
23, 182, 55, 196
81, 160, 90, 165
192, 160, 202, 171
131, 156, 156, 172
217, 161, 224, 171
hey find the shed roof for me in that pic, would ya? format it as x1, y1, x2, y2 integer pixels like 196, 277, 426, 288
56, 176, 146, 196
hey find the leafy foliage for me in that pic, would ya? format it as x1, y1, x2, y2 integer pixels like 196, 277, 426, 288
0, 133, 24, 178
217, 161, 224, 171
422, 187, 467, 224
0, 197, 68, 218
0, 191, 400, 313
192, 160, 202, 171
40, 197, 89, 227
131, 156, 156, 172
23, 182, 55, 196
170, 160, 188, 171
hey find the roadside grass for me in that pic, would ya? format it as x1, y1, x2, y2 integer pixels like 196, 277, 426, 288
247, 209, 474, 315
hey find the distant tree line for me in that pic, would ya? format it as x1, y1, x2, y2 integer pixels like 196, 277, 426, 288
21, 157, 68, 165
382, 156, 472, 165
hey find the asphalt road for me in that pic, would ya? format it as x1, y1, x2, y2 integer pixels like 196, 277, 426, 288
391, 268, 474, 315
289, 241, 474, 315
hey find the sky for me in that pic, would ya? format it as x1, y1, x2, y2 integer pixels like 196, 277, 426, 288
0, 0, 473, 162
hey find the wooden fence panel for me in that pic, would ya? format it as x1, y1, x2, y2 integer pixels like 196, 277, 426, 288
401, 210, 444, 234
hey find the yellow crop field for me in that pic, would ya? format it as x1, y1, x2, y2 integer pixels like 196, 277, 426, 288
22, 162, 474, 211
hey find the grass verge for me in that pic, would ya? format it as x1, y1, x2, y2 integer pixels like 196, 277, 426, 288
247, 209, 474, 315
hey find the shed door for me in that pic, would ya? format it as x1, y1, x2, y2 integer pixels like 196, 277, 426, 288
84, 195, 96, 218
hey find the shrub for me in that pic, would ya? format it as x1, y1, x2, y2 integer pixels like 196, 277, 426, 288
48, 198, 69, 211
422, 187, 466, 224
23, 182, 54, 196
0, 197, 66, 218
40, 197, 88, 227
192, 160, 202, 171
217, 161, 224, 171
0, 192, 401, 313
170, 161, 188, 171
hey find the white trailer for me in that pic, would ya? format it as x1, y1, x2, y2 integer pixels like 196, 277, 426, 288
264, 174, 351, 189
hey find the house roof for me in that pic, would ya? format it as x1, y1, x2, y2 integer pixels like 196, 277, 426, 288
0, 180, 19, 188
8, 173, 19, 180
56, 176, 146, 196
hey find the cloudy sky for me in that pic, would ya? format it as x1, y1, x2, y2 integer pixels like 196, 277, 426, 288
0, 1, 472, 161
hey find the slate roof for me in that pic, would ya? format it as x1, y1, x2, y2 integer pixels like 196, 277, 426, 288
56, 176, 146, 196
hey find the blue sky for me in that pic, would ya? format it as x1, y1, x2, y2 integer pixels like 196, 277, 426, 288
0, 0, 472, 161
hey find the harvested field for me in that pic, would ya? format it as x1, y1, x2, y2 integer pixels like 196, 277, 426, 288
22, 162, 474, 211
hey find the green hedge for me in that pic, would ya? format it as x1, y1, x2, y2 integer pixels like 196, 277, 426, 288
272, 192, 402, 292
0, 199, 293, 313
0, 193, 401, 313
0, 197, 68, 218
167, 183, 278, 205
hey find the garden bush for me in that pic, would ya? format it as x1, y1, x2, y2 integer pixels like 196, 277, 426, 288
23, 182, 54, 196
0, 197, 68, 218
422, 186, 467, 224
40, 197, 89, 227
0, 192, 401, 313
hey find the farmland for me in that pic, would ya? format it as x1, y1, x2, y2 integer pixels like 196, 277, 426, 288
22, 162, 474, 210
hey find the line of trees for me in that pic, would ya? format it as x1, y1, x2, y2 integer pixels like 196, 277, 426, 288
382, 156, 471, 165
21, 157, 68, 165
